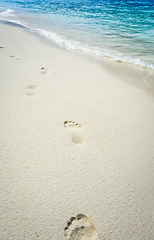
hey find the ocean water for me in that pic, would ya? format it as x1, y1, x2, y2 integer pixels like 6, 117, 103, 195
0, 0, 154, 71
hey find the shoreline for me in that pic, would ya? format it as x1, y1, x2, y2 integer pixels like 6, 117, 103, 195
0, 21, 154, 239
1, 19, 154, 100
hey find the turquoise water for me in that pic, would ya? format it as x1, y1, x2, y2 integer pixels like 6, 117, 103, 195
0, 0, 154, 70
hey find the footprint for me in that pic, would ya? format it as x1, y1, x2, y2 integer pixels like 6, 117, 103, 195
41, 67, 51, 75
64, 121, 86, 144
65, 214, 98, 240
64, 121, 82, 128
10, 55, 21, 60
0, 47, 6, 50
26, 85, 38, 96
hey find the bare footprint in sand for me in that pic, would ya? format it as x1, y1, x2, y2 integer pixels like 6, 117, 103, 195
65, 214, 98, 240
0, 47, 6, 50
10, 55, 21, 60
26, 85, 38, 96
64, 121, 86, 144
41, 67, 51, 75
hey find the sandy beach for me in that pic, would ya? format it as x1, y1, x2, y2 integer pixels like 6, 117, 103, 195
0, 22, 154, 240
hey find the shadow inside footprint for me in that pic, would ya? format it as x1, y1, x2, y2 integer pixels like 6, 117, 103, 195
72, 132, 86, 144
64, 121, 86, 145
10, 55, 21, 60
0, 47, 6, 50
26, 85, 38, 96
64, 121, 81, 128
65, 214, 98, 240
41, 67, 51, 75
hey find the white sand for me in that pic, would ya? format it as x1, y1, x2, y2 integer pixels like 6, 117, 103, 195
0, 22, 154, 240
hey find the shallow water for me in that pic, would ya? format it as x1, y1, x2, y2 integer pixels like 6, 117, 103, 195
0, 0, 154, 70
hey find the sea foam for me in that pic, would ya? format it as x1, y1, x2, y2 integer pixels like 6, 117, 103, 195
0, 6, 154, 71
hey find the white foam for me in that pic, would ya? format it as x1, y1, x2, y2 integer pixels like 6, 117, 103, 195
0, 9, 14, 16
0, 9, 27, 28
0, 11, 154, 71
33, 28, 154, 70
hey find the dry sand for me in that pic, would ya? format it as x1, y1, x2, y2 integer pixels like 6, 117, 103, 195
0, 22, 154, 240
